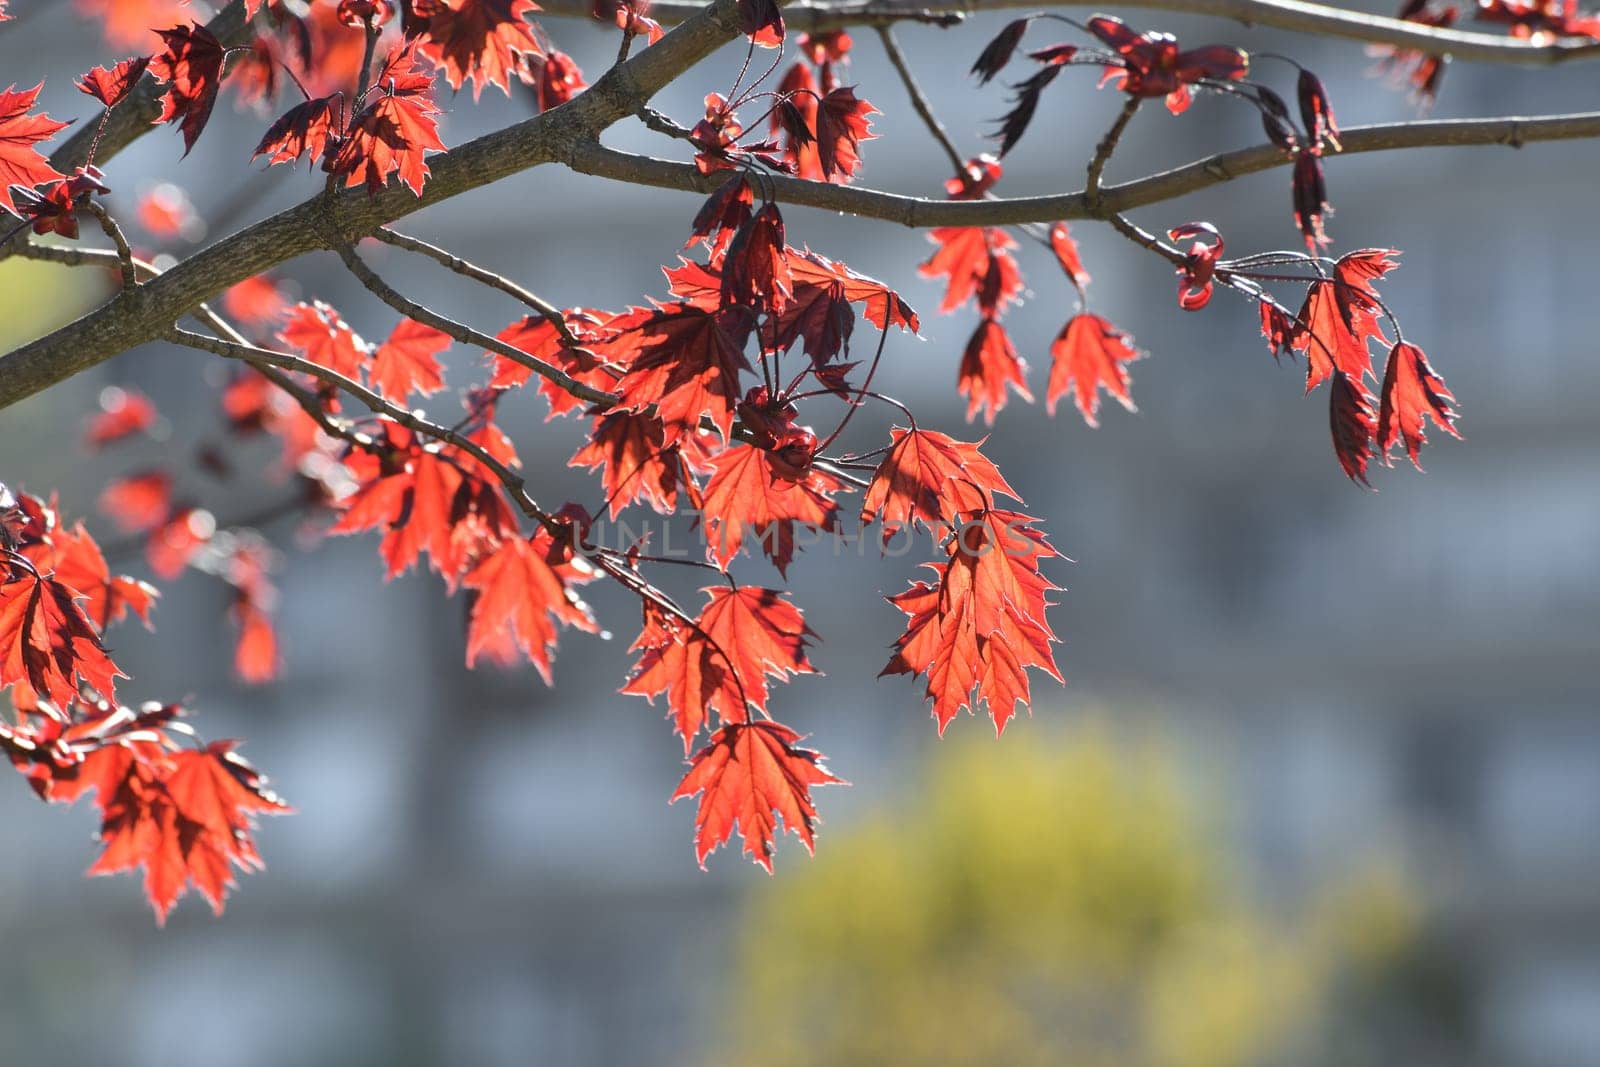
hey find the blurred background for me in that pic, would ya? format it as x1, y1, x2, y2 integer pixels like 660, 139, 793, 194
3, 2, 1599, 1064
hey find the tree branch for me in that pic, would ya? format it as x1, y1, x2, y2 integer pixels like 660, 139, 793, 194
562, 109, 1600, 225
536, 0, 1600, 65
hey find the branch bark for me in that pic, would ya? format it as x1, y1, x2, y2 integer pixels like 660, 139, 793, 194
538, 0, 1600, 65
563, 110, 1600, 224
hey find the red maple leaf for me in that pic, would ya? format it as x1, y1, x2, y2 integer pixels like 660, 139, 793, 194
98, 470, 173, 533
1329, 370, 1378, 486
1045, 312, 1143, 427
1049, 221, 1091, 289
0, 83, 68, 216
490, 311, 616, 416
610, 302, 751, 443
569, 410, 710, 518
687, 173, 754, 256
918, 227, 1021, 316
860, 427, 1019, 536
331, 425, 469, 582
1377, 340, 1460, 468
221, 275, 289, 326
252, 94, 343, 168
462, 531, 599, 682
522, 47, 587, 112
0, 570, 125, 708
623, 586, 816, 749
670, 720, 842, 872
1292, 249, 1398, 392
151, 23, 226, 155
44, 523, 158, 631
230, 599, 280, 684
85, 386, 158, 449
883, 508, 1063, 734
145, 508, 214, 580
330, 42, 446, 196
774, 249, 919, 366
959, 317, 1031, 425
90, 742, 289, 923
417, 0, 544, 98
814, 86, 876, 180
721, 202, 792, 312
699, 441, 844, 574
370, 317, 451, 399
76, 56, 153, 109
278, 301, 369, 380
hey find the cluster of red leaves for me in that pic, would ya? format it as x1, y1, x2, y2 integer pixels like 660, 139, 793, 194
1263, 249, 1460, 483
2, 699, 288, 924
765, 32, 878, 183
2, 485, 288, 922
917, 157, 1145, 430
72, 0, 587, 199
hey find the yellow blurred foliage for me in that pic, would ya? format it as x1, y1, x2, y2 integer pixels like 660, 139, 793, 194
0, 256, 107, 352
714, 721, 1417, 1067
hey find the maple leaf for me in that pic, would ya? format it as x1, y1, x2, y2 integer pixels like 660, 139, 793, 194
883, 508, 1063, 734
490, 311, 615, 415
814, 86, 875, 180
687, 173, 754, 256
671, 720, 842, 872
1292, 250, 1398, 392
85, 386, 158, 449
699, 441, 844, 574
970, 17, 1032, 84
1377, 340, 1460, 468
0, 570, 125, 708
623, 587, 816, 749
371, 317, 451, 399
46, 523, 158, 631
721, 202, 792, 312
959, 317, 1031, 425
1291, 147, 1331, 250
98, 470, 173, 533
569, 409, 710, 518
1045, 312, 1143, 427
737, 0, 786, 44
151, 23, 226, 156
860, 427, 1019, 536
1049, 221, 1091, 289
222, 275, 289, 326
0, 83, 69, 216
1087, 14, 1248, 114
522, 47, 587, 112
330, 42, 446, 196
253, 95, 343, 168
462, 532, 598, 682
774, 249, 919, 366
1329, 370, 1378, 486
417, 0, 544, 98
918, 227, 1021, 316
331, 426, 468, 582
145, 508, 214, 580
278, 301, 369, 380
231, 599, 280, 684
89, 742, 289, 923
611, 302, 751, 443
76, 57, 153, 109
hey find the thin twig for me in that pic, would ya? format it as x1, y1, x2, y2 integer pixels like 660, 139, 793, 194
84, 203, 138, 288
876, 25, 966, 176
370, 228, 588, 349
332, 240, 619, 406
